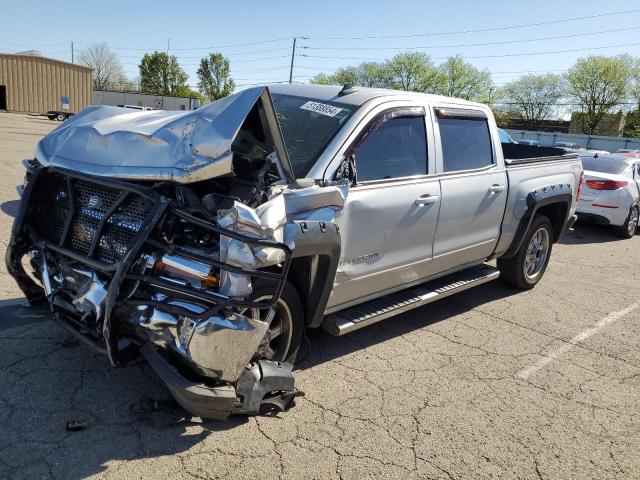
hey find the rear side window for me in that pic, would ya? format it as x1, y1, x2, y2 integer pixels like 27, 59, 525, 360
355, 116, 427, 182
439, 118, 493, 172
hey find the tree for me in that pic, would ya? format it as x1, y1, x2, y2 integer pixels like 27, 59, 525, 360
197, 52, 235, 102
501, 74, 565, 130
173, 85, 204, 102
77, 42, 125, 91
310, 64, 388, 88
565, 55, 630, 134
384, 52, 438, 91
628, 56, 640, 110
139, 52, 188, 96
623, 109, 640, 138
434, 56, 494, 102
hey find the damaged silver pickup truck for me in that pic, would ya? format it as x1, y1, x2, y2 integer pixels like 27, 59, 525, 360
7, 84, 582, 419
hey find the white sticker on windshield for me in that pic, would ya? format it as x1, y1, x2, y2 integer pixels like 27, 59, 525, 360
300, 101, 344, 117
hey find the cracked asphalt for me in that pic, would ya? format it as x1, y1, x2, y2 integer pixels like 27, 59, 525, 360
1, 112, 639, 479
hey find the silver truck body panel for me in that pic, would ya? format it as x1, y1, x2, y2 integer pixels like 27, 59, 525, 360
316, 91, 581, 312
493, 160, 581, 257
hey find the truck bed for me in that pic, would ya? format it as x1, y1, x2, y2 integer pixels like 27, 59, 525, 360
501, 142, 578, 166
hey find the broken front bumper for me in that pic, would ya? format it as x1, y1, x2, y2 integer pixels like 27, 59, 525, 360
6, 166, 295, 419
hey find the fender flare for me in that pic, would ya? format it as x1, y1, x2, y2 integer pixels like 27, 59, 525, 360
284, 219, 341, 329
500, 186, 573, 260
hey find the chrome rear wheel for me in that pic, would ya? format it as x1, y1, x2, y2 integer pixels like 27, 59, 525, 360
524, 227, 550, 281
627, 206, 638, 237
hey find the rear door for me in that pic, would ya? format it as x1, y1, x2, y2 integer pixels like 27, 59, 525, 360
430, 106, 508, 273
327, 105, 441, 309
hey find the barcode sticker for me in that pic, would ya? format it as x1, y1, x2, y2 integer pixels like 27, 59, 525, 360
300, 101, 343, 117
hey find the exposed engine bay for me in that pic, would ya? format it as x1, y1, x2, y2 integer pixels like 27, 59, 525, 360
7, 89, 348, 419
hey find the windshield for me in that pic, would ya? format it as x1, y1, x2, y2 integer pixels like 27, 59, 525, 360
272, 94, 355, 178
581, 155, 630, 175
498, 128, 514, 143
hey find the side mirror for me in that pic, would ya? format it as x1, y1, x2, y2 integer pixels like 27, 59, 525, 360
335, 154, 357, 186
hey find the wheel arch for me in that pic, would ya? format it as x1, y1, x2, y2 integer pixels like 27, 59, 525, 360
501, 187, 573, 259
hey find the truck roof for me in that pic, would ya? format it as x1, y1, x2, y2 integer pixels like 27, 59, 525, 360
267, 83, 484, 108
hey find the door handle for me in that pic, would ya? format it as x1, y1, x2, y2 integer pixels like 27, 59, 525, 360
489, 184, 505, 194
415, 194, 439, 206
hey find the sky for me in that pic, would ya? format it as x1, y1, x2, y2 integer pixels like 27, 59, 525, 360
1, 0, 640, 91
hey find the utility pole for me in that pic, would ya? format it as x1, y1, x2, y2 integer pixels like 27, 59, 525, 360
289, 37, 297, 84
71, 41, 74, 63
162, 38, 170, 110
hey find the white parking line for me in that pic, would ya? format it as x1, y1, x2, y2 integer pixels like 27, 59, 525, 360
518, 302, 640, 379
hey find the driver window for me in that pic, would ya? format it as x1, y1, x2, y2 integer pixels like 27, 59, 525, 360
354, 116, 427, 182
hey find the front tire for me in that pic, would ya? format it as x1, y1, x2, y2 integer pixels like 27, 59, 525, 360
56, 112, 66, 121
615, 205, 638, 239
248, 280, 304, 365
498, 214, 553, 290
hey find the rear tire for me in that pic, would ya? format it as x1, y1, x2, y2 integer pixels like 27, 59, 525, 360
614, 205, 638, 239
498, 214, 553, 290
56, 113, 66, 121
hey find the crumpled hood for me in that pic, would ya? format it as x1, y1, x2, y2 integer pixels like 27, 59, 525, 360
36, 86, 292, 183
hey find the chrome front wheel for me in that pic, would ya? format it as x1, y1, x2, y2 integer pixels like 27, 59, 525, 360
250, 296, 294, 362
244, 281, 304, 364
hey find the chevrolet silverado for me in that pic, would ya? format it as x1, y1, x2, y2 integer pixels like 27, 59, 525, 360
7, 84, 582, 419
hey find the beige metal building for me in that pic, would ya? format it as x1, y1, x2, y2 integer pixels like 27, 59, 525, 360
0, 54, 92, 113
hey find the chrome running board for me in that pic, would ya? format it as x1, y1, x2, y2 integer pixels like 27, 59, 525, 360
322, 264, 499, 336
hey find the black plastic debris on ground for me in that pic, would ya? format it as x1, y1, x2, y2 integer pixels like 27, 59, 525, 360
65, 420, 89, 432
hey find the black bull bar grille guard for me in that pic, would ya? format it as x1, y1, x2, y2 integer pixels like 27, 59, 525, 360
6, 166, 293, 364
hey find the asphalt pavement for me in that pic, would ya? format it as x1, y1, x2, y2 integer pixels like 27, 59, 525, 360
1, 112, 639, 479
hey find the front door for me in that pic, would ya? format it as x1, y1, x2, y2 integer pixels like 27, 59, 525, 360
431, 107, 508, 273
328, 108, 441, 309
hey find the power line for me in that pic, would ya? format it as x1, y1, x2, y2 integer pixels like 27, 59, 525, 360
121, 54, 290, 67
304, 26, 640, 51
302, 41, 640, 62
0, 40, 70, 47
308, 9, 640, 40
76, 36, 296, 52
117, 47, 292, 59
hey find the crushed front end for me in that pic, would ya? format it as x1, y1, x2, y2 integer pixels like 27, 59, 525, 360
6, 165, 298, 419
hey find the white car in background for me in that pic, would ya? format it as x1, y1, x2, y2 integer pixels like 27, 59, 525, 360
577, 153, 640, 238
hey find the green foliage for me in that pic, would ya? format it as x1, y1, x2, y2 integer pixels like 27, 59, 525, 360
311, 52, 491, 102
501, 74, 565, 130
565, 55, 631, 134
172, 85, 204, 101
311, 63, 389, 88
384, 52, 437, 91
197, 53, 235, 102
623, 109, 640, 138
491, 107, 511, 128
139, 52, 188, 96
433, 56, 493, 102
627, 56, 640, 110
